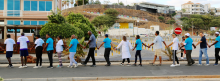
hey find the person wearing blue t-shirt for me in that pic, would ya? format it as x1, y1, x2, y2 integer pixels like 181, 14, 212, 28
132, 35, 148, 66
180, 33, 196, 66
98, 34, 114, 66
66, 35, 84, 68
209, 32, 220, 66
44, 34, 54, 69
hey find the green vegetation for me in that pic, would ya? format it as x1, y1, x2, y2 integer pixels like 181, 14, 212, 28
94, 0, 101, 4
74, 0, 89, 6
166, 20, 176, 25
180, 14, 220, 30
40, 10, 97, 40
158, 16, 165, 22
92, 9, 119, 33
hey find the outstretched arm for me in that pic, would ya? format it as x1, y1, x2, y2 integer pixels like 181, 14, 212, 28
98, 42, 104, 49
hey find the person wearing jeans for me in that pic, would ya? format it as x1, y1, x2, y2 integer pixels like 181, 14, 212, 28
98, 34, 114, 66
44, 34, 54, 69
66, 35, 84, 68
209, 32, 220, 66
30, 35, 44, 68
167, 34, 180, 67
82, 31, 97, 67
180, 33, 196, 66
195, 32, 209, 66
132, 35, 148, 66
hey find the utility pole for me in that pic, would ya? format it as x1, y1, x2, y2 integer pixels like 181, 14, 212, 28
192, 21, 193, 36
118, 0, 119, 4
83, 0, 84, 5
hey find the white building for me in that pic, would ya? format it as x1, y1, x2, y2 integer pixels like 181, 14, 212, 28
181, 1, 210, 14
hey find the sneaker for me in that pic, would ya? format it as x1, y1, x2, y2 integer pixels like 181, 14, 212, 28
170, 64, 175, 67
213, 64, 218, 66
197, 64, 202, 66
105, 64, 110, 66
149, 63, 154, 66
7, 65, 13, 68
126, 64, 131, 66
90, 65, 96, 67
185, 64, 192, 66
47, 66, 53, 69
33, 66, 38, 68
19, 66, 24, 68
23, 65, 28, 68
204, 64, 210, 66
181, 57, 184, 59
138, 64, 142, 67
57, 65, 62, 68
133, 64, 137, 66
120, 63, 124, 66
74, 64, 78, 68
81, 63, 86, 66
67, 65, 73, 68
175, 64, 180, 66
38, 66, 42, 68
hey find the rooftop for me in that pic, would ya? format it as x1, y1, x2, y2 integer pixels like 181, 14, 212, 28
139, 2, 174, 7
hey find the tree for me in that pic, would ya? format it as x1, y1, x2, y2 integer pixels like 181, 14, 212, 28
119, 1, 124, 5
209, 19, 220, 27
158, 16, 165, 22
180, 17, 189, 21
210, 11, 215, 16
104, 8, 119, 17
112, 3, 118, 5
182, 20, 191, 31
66, 12, 98, 40
74, 0, 89, 6
94, 0, 101, 4
182, 9, 186, 13
201, 14, 213, 29
166, 20, 176, 25
40, 11, 84, 39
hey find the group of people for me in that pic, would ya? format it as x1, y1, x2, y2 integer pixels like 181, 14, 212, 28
3, 30, 220, 69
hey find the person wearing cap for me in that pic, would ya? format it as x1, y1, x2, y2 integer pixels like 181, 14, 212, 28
209, 32, 220, 66
148, 31, 167, 66
195, 32, 210, 66
180, 33, 196, 66
30, 35, 44, 68
98, 34, 114, 66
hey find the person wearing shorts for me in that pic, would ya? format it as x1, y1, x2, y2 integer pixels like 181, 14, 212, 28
17, 33, 29, 68
4, 34, 15, 68
148, 31, 167, 66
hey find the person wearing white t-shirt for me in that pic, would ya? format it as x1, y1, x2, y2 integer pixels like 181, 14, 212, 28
4, 34, 15, 68
168, 34, 180, 67
30, 35, 44, 68
56, 36, 65, 68
17, 33, 29, 68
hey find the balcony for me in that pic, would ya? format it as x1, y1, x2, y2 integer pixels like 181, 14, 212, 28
0, 10, 52, 18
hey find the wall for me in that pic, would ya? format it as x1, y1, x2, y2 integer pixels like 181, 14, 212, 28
8, 33, 34, 42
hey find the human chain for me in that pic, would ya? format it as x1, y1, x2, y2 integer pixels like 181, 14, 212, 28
3, 31, 220, 68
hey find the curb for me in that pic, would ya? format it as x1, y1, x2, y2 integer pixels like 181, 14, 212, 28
4, 75, 220, 81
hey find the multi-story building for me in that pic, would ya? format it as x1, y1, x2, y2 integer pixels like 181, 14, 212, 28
181, 1, 210, 14
0, 0, 56, 43
136, 2, 175, 14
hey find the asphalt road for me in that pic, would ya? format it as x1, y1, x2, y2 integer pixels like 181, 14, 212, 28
1, 63, 220, 79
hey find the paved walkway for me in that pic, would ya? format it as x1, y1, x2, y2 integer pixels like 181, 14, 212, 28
0, 61, 220, 80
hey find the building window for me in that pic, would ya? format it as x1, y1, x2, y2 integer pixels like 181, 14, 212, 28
24, 21, 48, 25
24, 0, 52, 11
7, 20, 20, 25
0, 0, 4, 10
7, 29, 21, 33
7, 0, 20, 16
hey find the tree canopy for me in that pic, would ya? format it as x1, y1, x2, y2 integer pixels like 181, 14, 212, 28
74, 0, 89, 6
94, 0, 101, 4
67, 12, 98, 40
180, 14, 220, 30
40, 11, 97, 40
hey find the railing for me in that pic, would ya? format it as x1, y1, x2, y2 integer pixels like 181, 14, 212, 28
0, 10, 51, 17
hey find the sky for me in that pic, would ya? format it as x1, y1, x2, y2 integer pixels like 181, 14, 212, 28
99, 0, 220, 10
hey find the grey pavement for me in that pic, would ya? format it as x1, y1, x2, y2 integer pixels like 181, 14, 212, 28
1, 62, 220, 80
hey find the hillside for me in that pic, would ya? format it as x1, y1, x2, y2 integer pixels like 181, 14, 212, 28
62, 4, 180, 30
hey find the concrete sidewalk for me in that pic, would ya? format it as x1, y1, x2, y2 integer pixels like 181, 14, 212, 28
1, 62, 220, 81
